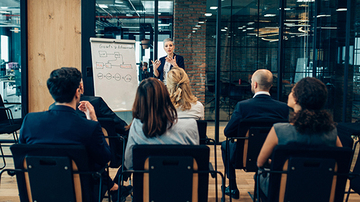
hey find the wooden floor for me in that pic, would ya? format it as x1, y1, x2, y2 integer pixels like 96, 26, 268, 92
1, 124, 360, 201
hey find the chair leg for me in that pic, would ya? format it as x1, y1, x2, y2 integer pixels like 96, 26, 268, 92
0, 144, 6, 170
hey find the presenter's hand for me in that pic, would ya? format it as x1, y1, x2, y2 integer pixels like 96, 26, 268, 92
151, 59, 161, 70
78, 101, 98, 122
166, 55, 178, 67
151, 59, 161, 77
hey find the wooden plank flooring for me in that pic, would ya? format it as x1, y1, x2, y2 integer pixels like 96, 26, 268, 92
1, 124, 360, 201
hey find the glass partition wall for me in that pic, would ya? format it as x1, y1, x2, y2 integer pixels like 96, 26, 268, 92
86, 0, 358, 123
0, 1, 21, 118
204, 0, 357, 122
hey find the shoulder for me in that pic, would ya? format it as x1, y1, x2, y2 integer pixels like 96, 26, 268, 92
174, 119, 197, 130
273, 123, 296, 139
193, 101, 204, 109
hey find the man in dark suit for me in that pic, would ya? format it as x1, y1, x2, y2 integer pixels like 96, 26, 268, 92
221, 69, 289, 199
79, 95, 128, 168
19, 67, 112, 201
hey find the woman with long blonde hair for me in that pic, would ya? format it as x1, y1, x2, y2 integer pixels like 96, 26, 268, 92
166, 67, 204, 120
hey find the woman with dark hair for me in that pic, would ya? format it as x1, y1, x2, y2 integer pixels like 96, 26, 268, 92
123, 77, 199, 170
257, 77, 343, 196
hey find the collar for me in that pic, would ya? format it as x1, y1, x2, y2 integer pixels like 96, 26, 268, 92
253, 91, 270, 98
50, 104, 76, 112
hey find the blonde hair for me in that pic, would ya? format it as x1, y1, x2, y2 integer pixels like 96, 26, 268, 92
166, 67, 197, 111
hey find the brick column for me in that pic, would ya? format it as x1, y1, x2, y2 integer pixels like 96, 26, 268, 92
174, 0, 207, 103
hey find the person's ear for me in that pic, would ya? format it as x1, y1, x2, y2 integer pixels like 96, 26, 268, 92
253, 81, 258, 89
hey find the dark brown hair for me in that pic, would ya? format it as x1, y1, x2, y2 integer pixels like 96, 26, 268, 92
129, 77, 177, 137
289, 77, 335, 134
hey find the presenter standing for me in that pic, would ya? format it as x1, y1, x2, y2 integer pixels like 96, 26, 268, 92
151, 38, 185, 85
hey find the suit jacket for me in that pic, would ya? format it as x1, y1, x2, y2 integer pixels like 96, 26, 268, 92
156, 53, 185, 81
19, 105, 111, 170
79, 95, 128, 136
224, 94, 289, 137
223, 94, 289, 168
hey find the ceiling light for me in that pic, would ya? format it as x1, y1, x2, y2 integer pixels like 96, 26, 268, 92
199, 21, 205, 24
297, 0, 315, 2
193, 27, 198, 30
247, 22, 255, 25
210, 6, 218, 10
317, 14, 331, 18
247, 27, 254, 30
336, 8, 347, 11
98, 4, 108, 8
221, 29, 226, 32
320, 27, 337, 30
264, 14, 276, 17
196, 25, 201, 27
192, 30, 196, 33
205, 13, 212, 17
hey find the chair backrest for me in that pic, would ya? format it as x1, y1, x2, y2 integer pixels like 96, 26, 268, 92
350, 142, 360, 194
196, 120, 208, 145
132, 144, 210, 202
267, 144, 353, 202
236, 118, 288, 138
98, 117, 124, 168
0, 94, 8, 122
241, 126, 273, 171
10, 144, 94, 202
233, 118, 288, 170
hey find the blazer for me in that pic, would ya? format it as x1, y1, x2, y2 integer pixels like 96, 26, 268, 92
49, 95, 128, 136
156, 53, 185, 81
19, 105, 111, 170
80, 95, 128, 135
224, 94, 289, 137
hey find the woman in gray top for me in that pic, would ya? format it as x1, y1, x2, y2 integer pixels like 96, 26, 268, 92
124, 78, 199, 169
257, 77, 343, 196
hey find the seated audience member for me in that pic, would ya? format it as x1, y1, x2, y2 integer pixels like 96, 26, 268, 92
139, 61, 150, 81
49, 80, 128, 168
166, 67, 204, 120
221, 69, 289, 199
257, 77, 343, 197
19, 67, 111, 201
123, 77, 199, 170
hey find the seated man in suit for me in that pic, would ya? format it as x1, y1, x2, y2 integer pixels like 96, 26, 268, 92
19, 67, 113, 201
221, 69, 289, 199
79, 93, 128, 168
49, 77, 129, 168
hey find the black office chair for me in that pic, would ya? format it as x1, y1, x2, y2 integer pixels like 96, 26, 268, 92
257, 144, 353, 202
0, 144, 105, 202
98, 117, 126, 168
0, 94, 22, 169
225, 118, 287, 201
119, 144, 224, 202
345, 139, 360, 201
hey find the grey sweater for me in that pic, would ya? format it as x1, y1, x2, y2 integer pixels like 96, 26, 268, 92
124, 118, 199, 169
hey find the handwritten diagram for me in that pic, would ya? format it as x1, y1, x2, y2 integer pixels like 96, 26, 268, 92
90, 38, 137, 111
96, 51, 132, 69
97, 72, 132, 82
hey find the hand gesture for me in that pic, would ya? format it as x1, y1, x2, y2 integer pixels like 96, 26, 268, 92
151, 59, 161, 71
78, 101, 98, 121
165, 55, 178, 67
